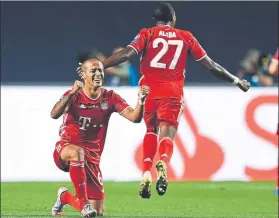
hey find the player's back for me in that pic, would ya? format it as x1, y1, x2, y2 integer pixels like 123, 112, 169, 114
132, 25, 206, 99
142, 25, 189, 81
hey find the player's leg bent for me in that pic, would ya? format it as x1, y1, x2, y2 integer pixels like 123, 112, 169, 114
143, 99, 159, 172
53, 142, 97, 217
85, 162, 105, 216
60, 143, 85, 161
52, 142, 71, 216
139, 99, 158, 199
155, 98, 183, 196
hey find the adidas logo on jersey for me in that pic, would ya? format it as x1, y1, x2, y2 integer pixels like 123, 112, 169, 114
159, 31, 176, 38
79, 104, 99, 109
79, 104, 86, 109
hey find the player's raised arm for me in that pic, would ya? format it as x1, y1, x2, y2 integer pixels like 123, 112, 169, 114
121, 85, 150, 123
50, 80, 84, 119
199, 56, 250, 92
187, 32, 250, 92
188, 33, 250, 92
101, 29, 149, 70
101, 47, 137, 70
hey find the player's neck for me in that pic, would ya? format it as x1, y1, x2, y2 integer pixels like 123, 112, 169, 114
83, 87, 101, 100
156, 21, 172, 27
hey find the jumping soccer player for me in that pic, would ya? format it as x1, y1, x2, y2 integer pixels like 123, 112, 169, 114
51, 57, 150, 217
78, 2, 251, 199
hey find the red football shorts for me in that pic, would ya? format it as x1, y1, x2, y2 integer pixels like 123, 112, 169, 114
53, 141, 105, 200
144, 98, 184, 131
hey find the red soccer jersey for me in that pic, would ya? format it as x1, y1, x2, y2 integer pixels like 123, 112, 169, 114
128, 25, 207, 99
273, 48, 279, 61
58, 88, 129, 164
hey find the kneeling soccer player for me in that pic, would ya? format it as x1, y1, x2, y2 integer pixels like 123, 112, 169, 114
51, 58, 150, 217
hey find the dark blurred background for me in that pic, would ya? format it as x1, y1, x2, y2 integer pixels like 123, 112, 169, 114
1, 1, 278, 85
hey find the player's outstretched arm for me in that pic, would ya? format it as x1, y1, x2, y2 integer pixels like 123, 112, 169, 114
50, 80, 83, 119
102, 47, 137, 69
199, 56, 251, 92
121, 86, 150, 123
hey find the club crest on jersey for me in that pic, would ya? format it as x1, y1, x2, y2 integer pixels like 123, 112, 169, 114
100, 98, 108, 110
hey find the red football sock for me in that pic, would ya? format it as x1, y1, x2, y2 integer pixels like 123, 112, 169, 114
69, 161, 89, 208
142, 133, 158, 172
61, 191, 82, 211
158, 137, 174, 164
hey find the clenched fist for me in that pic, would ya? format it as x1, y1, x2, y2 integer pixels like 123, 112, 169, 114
138, 85, 150, 105
70, 80, 84, 95
237, 79, 251, 92
76, 65, 85, 79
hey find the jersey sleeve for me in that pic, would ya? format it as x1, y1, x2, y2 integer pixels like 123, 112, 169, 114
60, 90, 76, 113
127, 28, 149, 55
187, 32, 207, 61
111, 91, 130, 114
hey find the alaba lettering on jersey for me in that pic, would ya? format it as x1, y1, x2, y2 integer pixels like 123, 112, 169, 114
128, 25, 207, 99
58, 88, 129, 164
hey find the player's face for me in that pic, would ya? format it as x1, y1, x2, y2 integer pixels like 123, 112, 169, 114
83, 61, 104, 88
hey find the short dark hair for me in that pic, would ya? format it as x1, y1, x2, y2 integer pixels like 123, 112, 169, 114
153, 2, 175, 23
77, 51, 100, 65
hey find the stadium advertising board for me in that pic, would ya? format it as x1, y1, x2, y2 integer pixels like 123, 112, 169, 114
1, 86, 278, 182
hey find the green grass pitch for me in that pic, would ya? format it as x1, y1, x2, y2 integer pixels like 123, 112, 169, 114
1, 181, 278, 218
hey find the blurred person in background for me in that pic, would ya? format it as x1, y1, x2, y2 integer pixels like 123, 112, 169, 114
269, 48, 278, 75
95, 47, 139, 86
237, 49, 274, 87
268, 48, 278, 196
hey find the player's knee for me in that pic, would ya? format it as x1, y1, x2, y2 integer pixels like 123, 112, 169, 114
147, 126, 159, 134
68, 147, 85, 161
159, 131, 173, 141
159, 125, 176, 141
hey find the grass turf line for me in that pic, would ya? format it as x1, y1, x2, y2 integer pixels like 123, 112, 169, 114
1, 181, 278, 218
